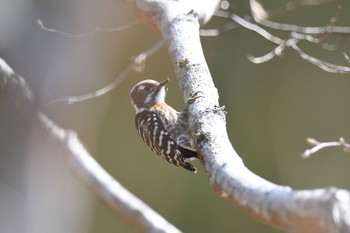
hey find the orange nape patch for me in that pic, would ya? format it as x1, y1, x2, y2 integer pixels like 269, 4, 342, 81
150, 103, 169, 111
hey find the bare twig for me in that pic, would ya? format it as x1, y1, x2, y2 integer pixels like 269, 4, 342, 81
215, 10, 285, 44
290, 39, 350, 73
209, 1, 350, 73
214, 8, 350, 73
38, 18, 165, 107
302, 137, 350, 158
46, 39, 166, 106
247, 42, 286, 63
0, 57, 181, 233
200, 22, 239, 36
344, 52, 350, 63
249, 0, 350, 35
37, 19, 139, 38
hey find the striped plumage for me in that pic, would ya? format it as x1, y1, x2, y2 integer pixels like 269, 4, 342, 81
130, 79, 197, 172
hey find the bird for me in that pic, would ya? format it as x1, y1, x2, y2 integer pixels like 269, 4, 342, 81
130, 78, 198, 172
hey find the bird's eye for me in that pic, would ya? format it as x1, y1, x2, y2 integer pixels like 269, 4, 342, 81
144, 86, 151, 92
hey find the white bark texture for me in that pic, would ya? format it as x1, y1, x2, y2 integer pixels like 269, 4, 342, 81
122, 0, 350, 233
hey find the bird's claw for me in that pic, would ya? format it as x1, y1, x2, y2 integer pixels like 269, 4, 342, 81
187, 91, 204, 104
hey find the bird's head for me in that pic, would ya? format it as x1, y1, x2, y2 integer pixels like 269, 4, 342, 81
130, 78, 169, 113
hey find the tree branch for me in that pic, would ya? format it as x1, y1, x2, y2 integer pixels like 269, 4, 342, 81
37, 19, 139, 38
213, 9, 350, 73
0, 58, 181, 233
249, 0, 350, 35
3, 1, 350, 232
302, 137, 350, 158
46, 39, 166, 106
122, 1, 350, 232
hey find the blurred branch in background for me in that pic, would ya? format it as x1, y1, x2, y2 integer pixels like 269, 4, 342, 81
37, 19, 139, 38
0, 58, 181, 233
202, 0, 350, 73
38, 19, 165, 106
46, 39, 165, 106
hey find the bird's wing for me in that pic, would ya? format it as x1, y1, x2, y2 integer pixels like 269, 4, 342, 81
135, 110, 197, 172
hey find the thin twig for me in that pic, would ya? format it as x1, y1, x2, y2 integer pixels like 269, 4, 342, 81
302, 137, 350, 158
200, 22, 239, 36
46, 39, 166, 106
37, 19, 139, 38
247, 42, 286, 63
344, 52, 350, 64
214, 8, 350, 73
224, 11, 285, 44
290, 39, 350, 73
249, 0, 350, 35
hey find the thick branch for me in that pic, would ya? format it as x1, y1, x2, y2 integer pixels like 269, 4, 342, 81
0, 58, 181, 233
122, 1, 350, 233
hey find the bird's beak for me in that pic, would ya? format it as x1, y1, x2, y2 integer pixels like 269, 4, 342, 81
159, 78, 170, 87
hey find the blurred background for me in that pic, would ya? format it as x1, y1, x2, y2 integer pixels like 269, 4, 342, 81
0, 0, 350, 232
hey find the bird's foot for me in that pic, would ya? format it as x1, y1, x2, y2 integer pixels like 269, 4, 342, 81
187, 91, 204, 104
